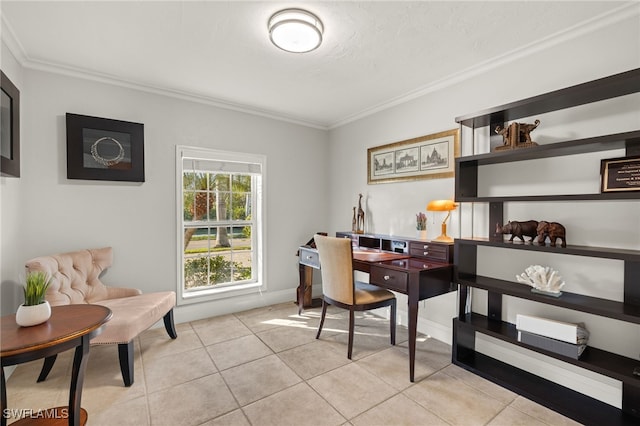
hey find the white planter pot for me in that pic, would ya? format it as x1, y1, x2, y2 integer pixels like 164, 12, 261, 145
417, 230, 427, 240
16, 301, 51, 327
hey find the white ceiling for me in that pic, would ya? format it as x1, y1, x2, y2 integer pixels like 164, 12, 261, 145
0, 1, 633, 129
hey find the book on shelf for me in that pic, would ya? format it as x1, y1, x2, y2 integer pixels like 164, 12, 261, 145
517, 330, 587, 359
515, 314, 589, 344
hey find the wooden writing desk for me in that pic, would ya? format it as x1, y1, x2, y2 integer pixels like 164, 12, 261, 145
298, 233, 454, 382
1, 305, 112, 426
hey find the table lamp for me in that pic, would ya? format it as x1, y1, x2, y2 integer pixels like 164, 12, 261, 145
427, 199, 457, 242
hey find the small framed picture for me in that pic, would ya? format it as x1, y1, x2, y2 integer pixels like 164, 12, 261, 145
66, 113, 144, 182
600, 155, 640, 193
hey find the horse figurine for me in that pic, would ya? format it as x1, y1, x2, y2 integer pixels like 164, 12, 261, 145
356, 194, 365, 234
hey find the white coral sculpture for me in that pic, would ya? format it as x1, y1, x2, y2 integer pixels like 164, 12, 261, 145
516, 265, 565, 294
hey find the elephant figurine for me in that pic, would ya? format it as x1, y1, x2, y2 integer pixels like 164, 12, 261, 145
495, 220, 539, 242
536, 221, 567, 247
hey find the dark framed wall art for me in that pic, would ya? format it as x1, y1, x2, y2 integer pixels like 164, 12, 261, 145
1, 70, 20, 178
66, 113, 145, 182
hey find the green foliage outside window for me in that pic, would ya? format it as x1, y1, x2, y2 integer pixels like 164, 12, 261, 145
184, 255, 252, 289
183, 169, 254, 288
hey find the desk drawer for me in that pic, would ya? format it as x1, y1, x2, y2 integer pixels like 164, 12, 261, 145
409, 242, 449, 262
299, 248, 320, 269
370, 266, 407, 293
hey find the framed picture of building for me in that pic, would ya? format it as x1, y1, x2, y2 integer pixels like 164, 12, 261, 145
66, 113, 145, 182
367, 129, 459, 184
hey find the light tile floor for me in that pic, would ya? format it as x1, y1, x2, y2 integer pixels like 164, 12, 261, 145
5, 302, 581, 425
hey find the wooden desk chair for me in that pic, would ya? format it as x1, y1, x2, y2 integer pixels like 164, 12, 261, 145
314, 234, 396, 359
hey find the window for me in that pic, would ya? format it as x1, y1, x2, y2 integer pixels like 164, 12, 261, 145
176, 146, 265, 303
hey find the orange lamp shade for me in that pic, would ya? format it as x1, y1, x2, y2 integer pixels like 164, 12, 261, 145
426, 199, 457, 212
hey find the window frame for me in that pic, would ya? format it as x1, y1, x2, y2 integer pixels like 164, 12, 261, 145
176, 146, 266, 305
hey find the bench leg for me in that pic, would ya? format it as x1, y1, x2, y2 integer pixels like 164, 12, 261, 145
163, 309, 178, 339
37, 355, 58, 382
118, 342, 134, 387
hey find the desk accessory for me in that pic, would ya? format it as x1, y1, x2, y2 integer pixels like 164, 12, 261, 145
427, 199, 456, 242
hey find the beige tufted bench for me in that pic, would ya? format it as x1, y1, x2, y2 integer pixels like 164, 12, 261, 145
25, 247, 177, 387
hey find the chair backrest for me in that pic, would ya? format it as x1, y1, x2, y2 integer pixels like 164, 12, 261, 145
25, 247, 113, 306
314, 234, 354, 305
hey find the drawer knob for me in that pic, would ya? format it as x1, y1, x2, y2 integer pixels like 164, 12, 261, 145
384, 275, 390, 281
423, 251, 429, 255
423, 245, 429, 249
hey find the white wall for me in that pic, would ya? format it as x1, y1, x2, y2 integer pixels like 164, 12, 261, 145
0, 65, 329, 322
327, 9, 639, 406
0, 41, 25, 315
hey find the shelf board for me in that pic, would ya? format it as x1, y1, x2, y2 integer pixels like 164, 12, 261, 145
456, 131, 640, 165
458, 314, 640, 385
456, 192, 640, 202
455, 68, 640, 128
452, 326, 640, 425
456, 274, 640, 324
455, 237, 640, 261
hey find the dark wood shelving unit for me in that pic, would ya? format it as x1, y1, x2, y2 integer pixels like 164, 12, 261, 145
452, 68, 640, 425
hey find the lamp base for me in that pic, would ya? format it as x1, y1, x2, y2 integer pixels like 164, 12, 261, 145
433, 222, 453, 243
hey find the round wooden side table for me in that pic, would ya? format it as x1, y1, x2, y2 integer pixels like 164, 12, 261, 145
1, 305, 112, 426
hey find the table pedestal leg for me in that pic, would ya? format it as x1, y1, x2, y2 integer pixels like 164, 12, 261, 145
1, 366, 7, 426
297, 263, 309, 315
69, 335, 90, 426
408, 291, 419, 382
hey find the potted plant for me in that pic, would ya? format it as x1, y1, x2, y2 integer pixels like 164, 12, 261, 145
416, 212, 427, 239
16, 271, 52, 327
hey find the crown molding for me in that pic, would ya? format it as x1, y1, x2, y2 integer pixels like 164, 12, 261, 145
328, 2, 640, 130
0, 12, 329, 131
24, 57, 330, 130
3, 3, 637, 132
1, 13, 28, 65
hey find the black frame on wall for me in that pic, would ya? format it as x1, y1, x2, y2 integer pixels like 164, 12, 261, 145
66, 113, 145, 182
1, 70, 20, 178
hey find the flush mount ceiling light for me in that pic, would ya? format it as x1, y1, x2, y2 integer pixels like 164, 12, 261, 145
268, 9, 323, 53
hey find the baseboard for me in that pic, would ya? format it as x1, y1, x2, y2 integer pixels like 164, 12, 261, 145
368, 305, 453, 346
172, 287, 296, 325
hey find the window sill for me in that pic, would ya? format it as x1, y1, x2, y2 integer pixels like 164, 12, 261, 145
178, 281, 264, 306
